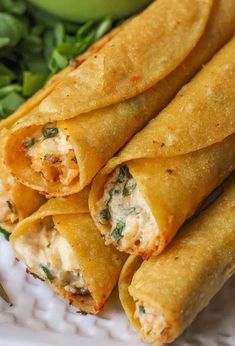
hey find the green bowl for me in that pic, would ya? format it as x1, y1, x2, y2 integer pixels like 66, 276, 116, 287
28, 0, 153, 21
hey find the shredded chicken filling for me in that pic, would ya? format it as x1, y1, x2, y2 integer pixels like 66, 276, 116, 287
135, 301, 168, 343
14, 218, 90, 296
0, 180, 18, 224
23, 124, 79, 186
97, 165, 159, 255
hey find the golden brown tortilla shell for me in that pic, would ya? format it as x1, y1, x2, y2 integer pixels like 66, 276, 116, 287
37, 0, 212, 118
119, 175, 235, 344
10, 188, 127, 314
90, 37, 235, 257
100, 35, 235, 168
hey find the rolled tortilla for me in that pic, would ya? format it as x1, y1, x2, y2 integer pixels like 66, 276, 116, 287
89, 36, 235, 259
5, 0, 234, 197
119, 174, 235, 345
10, 187, 126, 314
0, 29, 119, 224
0, 129, 44, 231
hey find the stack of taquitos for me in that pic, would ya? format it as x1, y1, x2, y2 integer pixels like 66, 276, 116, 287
4, 0, 235, 197
10, 187, 126, 314
90, 36, 235, 259
0, 28, 127, 313
119, 174, 235, 345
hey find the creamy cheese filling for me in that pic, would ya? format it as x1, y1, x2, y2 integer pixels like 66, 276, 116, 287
0, 180, 18, 224
135, 301, 168, 344
23, 124, 79, 186
14, 218, 89, 296
97, 165, 159, 256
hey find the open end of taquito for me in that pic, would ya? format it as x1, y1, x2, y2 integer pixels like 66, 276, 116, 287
119, 175, 235, 345
119, 255, 175, 345
4, 123, 81, 197
0, 129, 45, 226
10, 190, 126, 314
90, 133, 235, 259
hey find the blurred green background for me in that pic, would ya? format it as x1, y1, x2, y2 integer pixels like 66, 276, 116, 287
28, 0, 153, 21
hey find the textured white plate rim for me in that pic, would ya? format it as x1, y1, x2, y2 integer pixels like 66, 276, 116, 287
0, 324, 128, 346
1, 234, 235, 346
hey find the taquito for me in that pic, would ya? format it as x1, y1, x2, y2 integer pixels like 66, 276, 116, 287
10, 188, 126, 314
119, 174, 235, 345
0, 129, 44, 232
0, 27, 118, 228
90, 36, 235, 259
5, 0, 235, 197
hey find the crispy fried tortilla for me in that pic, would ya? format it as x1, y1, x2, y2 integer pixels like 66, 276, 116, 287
90, 37, 235, 258
10, 188, 126, 314
119, 175, 235, 345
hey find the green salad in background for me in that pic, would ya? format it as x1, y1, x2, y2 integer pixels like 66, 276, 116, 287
0, 0, 115, 119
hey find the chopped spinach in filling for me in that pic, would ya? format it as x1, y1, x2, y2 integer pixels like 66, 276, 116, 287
0, 180, 19, 224
40, 264, 55, 282
43, 127, 59, 139
111, 220, 125, 243
22, 124, 79, 186
135, 301, 168, 344
15, 221, 90, 297
139, 305, 146, 315
23, 137, 35, 149
99, 165, 137, 243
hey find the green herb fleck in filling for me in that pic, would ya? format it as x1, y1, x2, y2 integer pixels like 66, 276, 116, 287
117, 165, 132, 183
99, 208, 111, 224
111, 220, 125, 242
123, 179, 137, 196
105, 165, 134, 206
139, 305, 146, 314
7, 200, 15, 214
43, 127, 59, 139
40, 264, 55, 282
23, 137, 35, 149
0, 227, 10, 241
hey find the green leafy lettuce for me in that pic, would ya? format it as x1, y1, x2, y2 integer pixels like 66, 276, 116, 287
0, 0, 114, 119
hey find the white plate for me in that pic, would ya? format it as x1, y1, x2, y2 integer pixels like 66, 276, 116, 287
0, 234, 234, 346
